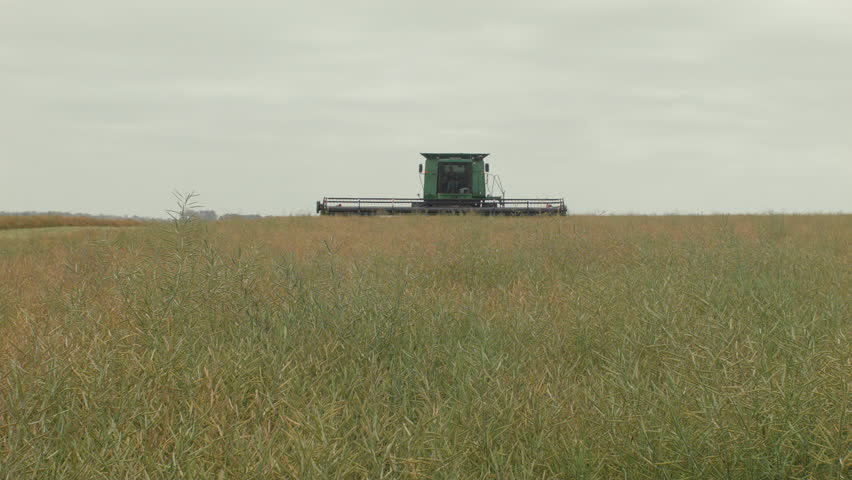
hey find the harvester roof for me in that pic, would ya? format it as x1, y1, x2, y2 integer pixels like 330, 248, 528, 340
420, 153, 489, 161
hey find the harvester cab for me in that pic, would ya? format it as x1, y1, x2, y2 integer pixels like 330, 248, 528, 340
317, 153, 566, 215
421, 153, 491, 201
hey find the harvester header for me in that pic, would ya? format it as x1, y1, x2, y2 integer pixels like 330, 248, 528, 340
316, 153, 566, 215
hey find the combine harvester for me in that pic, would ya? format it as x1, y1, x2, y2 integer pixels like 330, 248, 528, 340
317, 153, 567, 216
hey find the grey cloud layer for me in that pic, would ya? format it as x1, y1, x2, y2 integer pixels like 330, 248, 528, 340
2, 0, 850, 215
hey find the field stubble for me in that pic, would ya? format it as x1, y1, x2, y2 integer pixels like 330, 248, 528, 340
0, 210, 849, 479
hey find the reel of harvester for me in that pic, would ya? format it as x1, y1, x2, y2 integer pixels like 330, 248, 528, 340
316, 153, 567, 216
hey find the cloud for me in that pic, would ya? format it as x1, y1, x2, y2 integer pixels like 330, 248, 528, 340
1, 0, 850, 215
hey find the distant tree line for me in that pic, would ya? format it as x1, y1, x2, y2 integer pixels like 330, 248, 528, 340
0, 211, 159, 221
1, 210, 272, 223
0, 215, 146, 230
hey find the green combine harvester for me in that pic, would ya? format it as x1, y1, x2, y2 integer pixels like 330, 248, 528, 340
317, 153, 567, 215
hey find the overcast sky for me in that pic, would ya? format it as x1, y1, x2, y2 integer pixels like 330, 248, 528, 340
1, 0, 850, 216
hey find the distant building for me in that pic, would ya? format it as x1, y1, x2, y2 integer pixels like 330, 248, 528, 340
219, 213, 263, 220
190, 210, 218, 221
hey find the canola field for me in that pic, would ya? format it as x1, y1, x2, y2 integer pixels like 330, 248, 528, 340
0, 212, 848, 479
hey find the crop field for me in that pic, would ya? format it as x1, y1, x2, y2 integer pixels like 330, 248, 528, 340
0, 215, 144, 231
0, 211, 848, 478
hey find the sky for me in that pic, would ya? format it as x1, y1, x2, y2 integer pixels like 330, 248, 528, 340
1, 0, 850, 216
